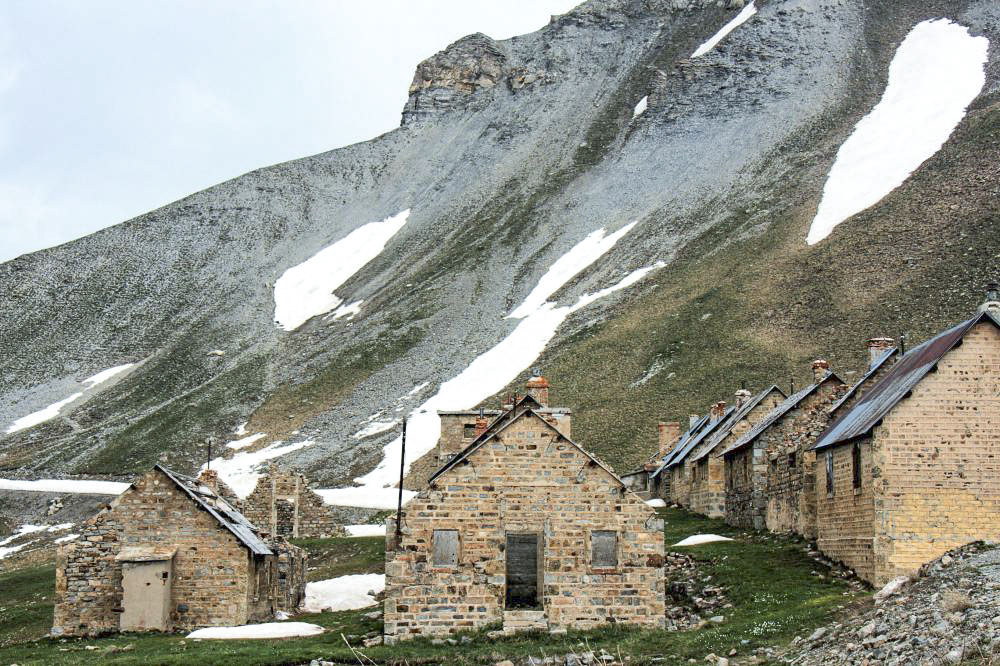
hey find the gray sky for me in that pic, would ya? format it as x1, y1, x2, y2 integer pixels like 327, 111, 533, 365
0, 1, 580, 263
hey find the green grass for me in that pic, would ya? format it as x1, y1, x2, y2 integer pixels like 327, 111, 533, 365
0, 508, 864, 665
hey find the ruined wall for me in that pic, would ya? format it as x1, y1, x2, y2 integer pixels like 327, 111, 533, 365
668, 464, 690, 507
723, 442, 768, 530
873, 322, 1000, 584
384, 412, 664, 642
815, 440, 877, 582
241, 467, 345, 538
765, 381, 846, 538
53, 468, 302, 636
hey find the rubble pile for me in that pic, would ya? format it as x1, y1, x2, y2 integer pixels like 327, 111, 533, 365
664, 551, 730, 631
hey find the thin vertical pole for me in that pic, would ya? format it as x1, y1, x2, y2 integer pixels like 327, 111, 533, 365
395, 418, 407, 545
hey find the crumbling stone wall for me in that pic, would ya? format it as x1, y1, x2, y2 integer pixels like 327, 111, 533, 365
53, 468, 306, 636
384, 411, 664, 642
241, 467, 345, 538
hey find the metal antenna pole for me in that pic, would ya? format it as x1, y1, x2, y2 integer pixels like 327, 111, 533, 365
395, 418, 407, 546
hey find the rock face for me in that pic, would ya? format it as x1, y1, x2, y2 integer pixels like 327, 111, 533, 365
402, 33, 507, 124
0, 0, 998, 498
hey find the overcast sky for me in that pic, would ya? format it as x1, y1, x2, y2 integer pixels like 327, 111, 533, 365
0, 1, 580, 263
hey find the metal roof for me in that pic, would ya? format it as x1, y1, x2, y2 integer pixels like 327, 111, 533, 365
660, 406, 736, 471
427, 397, 623, 487
647, 413, 712, 479
812, 311, 1000, 452
827, 347, 898, 415
719, 373, 841, 458
689, 385, 787, 463
155, 465, 273, 556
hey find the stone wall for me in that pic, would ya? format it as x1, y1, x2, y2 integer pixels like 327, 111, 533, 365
724, 443, 767, 530
815, 439, 877, 582
53, 468, 306, 636
384, 410, 664, 642
241, 466, 345, 538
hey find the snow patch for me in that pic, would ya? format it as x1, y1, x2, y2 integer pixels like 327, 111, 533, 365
226, 432, 267, 450
302, 573, 385, 613
5, 392, 83, 434
345, 524, 386, 537
353, 420, 397, 440
82, 363, 135, 387
273, 209, 409, 331
645, 498, 666, 508
187, 622, 324, 640
330, 299, 363, 321
233, 422, 249, 436
407, 382, 429, 396
0, 542, 30, 559
314, 486, 415, 510
806, 19, 988, 244
0, 479, 129, 495
205, 439, 315, 498
55, 533, 80, 544
673, 534, 734, 546
691, 1, 757, 58
632, 95, 648, 118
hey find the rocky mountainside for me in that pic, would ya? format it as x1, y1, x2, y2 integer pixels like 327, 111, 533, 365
0, 0, 998, 502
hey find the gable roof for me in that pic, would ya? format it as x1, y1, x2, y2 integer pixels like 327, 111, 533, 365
812, 310, 1000, 452
660, 406, 737, 471
647, 413, 713, 479
689, 385, 787, 464
827, 347, 899, 415
427, 399, 622, 487
719, 372, 842, 458
155, 465, 273, 556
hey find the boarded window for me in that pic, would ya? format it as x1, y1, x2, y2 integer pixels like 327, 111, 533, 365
826, 451, 834, 495
592, 530, 617, 568
463, 424, 476, 438
432, 529, 459, 567
852, 443, 862, 488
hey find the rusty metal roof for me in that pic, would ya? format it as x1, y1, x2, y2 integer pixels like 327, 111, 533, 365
827, 347, 898, 415
690, 385, 787, 463
812, 311, 1000, 452
719, 373, 841, 458
156, 465, 273, 556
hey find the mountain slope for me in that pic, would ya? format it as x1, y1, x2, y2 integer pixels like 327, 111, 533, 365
0, 0, 997, 496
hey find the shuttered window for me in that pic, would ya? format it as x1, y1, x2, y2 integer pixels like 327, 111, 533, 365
592, 530, 617, 568
432, 529, 459, 567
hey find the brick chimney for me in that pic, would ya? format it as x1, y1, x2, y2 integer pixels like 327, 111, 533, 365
197, 469, 219, 493
525, 372, 550, 407
710, 401, 727, 422
979, 281, 1000, 314
811, 359, 830, 383
734, 389, 752, 408
866, 337, 894, 369
474, 409, 489, 438
657, 421, 681, 456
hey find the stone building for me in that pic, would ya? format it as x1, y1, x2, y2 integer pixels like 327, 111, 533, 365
53, 465, 306, 636
383, 393, 665, 642
811, 305, 1000, 586
646, 413, 712, 503
663, 407, 732, 507
240, 465, 345, 538
720, 363, 846, 533
621, 421, 681, 497
686, 386, 785, 518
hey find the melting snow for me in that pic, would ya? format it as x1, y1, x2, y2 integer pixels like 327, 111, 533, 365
0, 478, 129, 495
314, 486, 415, 510
273, 209, 410, 331
302, 573, 385, 613
633, 96, 648, 118
82, 363, 135, 387
806, 19, 988, 244
329, 299, 363, 321
353, 420, 397, 440
187, 622, 324, 639
345, 524, 386, 537
407, 382, 429, 396
646, 498, 666, 508
673, 534, 734, 546
5, 392, 83, 434
205, 439, 315, 498
0, 523, 74, 558
55, 533, 80, 544
691, 1, 757, 58
233, 422, 249, 436
226, 432, 267, 450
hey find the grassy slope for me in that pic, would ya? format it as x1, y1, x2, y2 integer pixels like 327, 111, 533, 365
0, 508, 862, 665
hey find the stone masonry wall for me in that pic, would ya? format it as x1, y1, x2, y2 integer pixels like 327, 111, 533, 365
384, 411, 664, 642
241, 467, 345, 538
765, 380, 846, 539
873, 322, 1000, 584
53, 468, 279, 635
815, 439, 877, 582
724, 446, 757, 528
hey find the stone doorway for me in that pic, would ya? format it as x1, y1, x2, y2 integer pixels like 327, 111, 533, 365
505, 532, 542, 609
117, 548, 175, 632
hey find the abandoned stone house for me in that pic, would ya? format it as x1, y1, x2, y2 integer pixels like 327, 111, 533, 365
52, 465, 306, 636
621, 420, 682, 497
686, 386, 786, 518
811, 305, 1000, 586
720, 362, 847, 534
383, 389, 665, 642
240, 465, 345, 538
663, 407, 733, 507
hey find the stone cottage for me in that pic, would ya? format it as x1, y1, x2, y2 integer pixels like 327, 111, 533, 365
53, 465, 306, 636
686, 386, 785, 518
620, 421, 682, 497
811, 303, 1000, 586
383, 393, 665, 642
646, 413, 713, 503
720, 362, 846, 534
662, 407, 732, 507
240, 465, 345, 538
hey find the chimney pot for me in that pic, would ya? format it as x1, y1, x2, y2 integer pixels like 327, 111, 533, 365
866, 337, 894, 369
197, 469, 219, 493
734, 389, 752, 407
979, 281, 1000, 314
811, 359, 830, 383
525, 374, 551, 407
710, 401, 727, 421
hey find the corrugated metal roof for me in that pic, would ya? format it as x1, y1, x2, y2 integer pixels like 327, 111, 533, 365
719, 373, 840, 458
812, 311, 1000, 452
827, 347, 898, 415
661, 407, 736, 471
647, 414, 712, 479
690, 385, 787, 463
156, 465, 273, 556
